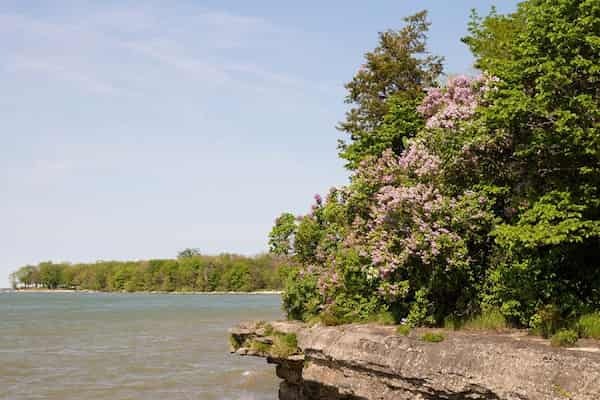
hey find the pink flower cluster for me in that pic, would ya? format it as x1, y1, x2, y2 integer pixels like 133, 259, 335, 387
417, 74, 498, 129
343, 143, 495, 301
292, 76, 501, 305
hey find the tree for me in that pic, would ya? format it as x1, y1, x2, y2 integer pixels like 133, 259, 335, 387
15, 265, 37, 288
462, 0, 600, 323
177, 248, 202, 258
268, 213, 297, 256
39, 262, 63, 289
338, 10, 443, 169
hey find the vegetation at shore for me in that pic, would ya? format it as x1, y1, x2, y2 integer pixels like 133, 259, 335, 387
269, 0, 600, 338
10, 251, 290, 292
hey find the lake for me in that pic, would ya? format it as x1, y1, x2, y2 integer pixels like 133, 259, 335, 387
0, 292, 282, 400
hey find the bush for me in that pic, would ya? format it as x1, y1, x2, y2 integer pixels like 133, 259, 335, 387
576, 313, 600, 340
421, 332, 444, 343
282, 268, 321, 321
530, 305, 563, 338
550, 329, 578, 348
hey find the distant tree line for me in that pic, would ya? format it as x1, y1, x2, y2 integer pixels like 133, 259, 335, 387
11, 251, 291, 292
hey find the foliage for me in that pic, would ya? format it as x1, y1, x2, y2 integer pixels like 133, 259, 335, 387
270, 0, 599, 331
576, 313, 600, 340
281, 267, 321, 321
338, 11, 443, 169
550, 329, 579, 348
463, 0, 600, 325
12, 253, 290, 292
420, 332, 445, 343
269, 213, 297, 256
177, 248, 202, 258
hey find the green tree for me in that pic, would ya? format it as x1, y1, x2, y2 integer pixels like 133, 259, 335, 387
38, 262, 63, 289
462, 0, 600, 323
338, 10, 443, 169
269, 213, 297, 256
15, 265, 37, 288
177, 248, 202, 258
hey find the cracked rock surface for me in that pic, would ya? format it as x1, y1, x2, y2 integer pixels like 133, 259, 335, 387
229, 321, 600, 400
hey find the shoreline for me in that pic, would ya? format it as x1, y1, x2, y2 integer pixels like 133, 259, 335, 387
9, 288, 283, 295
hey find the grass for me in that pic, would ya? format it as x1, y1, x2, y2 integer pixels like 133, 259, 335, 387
396, 324, 411, 336
271, 332, 298, 357
444, 309, 508, 332
249, 340, 272, 353
576, 313, 600, 340
368, 311, 396, 325
550, 329, 578, 347
421, 332, 445, 343
261, 323, 275, 336
553, 384, 573, 399
463, 309, 508, 331
309, 310, 349, 326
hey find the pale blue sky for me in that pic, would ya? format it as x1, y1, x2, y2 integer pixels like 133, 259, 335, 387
0, 1, 519, 287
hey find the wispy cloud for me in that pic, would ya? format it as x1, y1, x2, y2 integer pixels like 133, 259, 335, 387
0, 4, 327, 97
8, 57, 127, 95
123, 39, 232, 85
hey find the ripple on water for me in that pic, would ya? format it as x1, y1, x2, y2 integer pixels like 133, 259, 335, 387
0, 293, 282, 400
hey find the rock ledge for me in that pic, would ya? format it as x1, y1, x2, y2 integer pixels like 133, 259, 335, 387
229, 321, 600, 400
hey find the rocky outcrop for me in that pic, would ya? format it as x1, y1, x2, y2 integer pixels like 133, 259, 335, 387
229, 321, 600, 400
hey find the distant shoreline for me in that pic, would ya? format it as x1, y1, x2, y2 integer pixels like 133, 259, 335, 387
10, 288, 283, 295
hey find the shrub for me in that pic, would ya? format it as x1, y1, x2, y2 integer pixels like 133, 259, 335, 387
550, 329, 578, 348
530, 305, 562, 338
576, 313, 600, 340
421, 332, 444, 343
282, 268, 320, 321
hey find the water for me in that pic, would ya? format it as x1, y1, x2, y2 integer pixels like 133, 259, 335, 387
0, 292, 282, 400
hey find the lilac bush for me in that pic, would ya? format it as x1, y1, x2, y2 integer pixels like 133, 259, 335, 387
417, 74, 497, 129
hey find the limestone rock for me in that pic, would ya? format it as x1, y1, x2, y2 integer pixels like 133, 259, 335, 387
230, 320, 600, 400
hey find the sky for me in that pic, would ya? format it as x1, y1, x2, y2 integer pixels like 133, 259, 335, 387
0, 0, 520, 287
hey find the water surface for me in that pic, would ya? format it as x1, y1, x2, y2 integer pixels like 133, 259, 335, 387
0, 292, 282, 400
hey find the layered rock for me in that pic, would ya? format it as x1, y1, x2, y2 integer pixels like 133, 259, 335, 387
229, 321, 600, 400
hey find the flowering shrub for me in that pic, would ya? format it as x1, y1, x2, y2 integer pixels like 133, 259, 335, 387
417, 75, 497, 129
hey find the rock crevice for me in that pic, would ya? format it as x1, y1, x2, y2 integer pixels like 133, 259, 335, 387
229, 321, 600, 400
